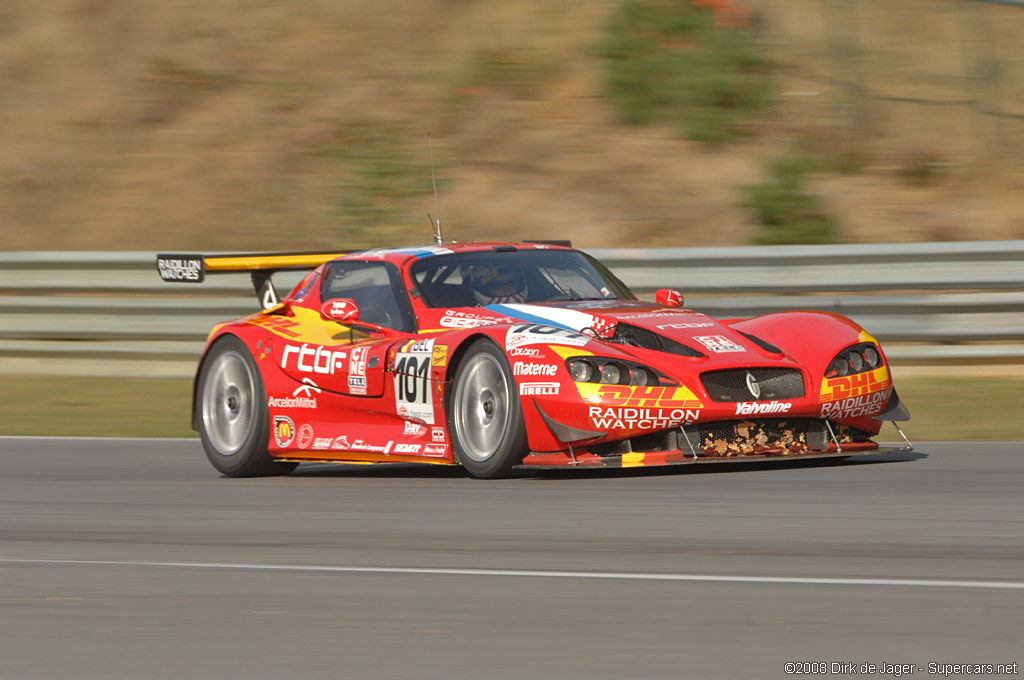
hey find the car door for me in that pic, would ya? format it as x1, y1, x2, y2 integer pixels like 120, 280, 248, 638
279, 260, 416, 398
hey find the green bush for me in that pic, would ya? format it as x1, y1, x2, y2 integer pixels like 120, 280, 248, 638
600, 0, 773, 144
320, 124, 438, 236
744, 155, 839, 245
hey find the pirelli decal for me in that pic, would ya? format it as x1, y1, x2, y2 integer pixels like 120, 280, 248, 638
820, 366, 891, 402
576, 384, 703, 409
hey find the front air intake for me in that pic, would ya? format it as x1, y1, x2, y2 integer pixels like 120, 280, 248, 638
700, 368, 805, 403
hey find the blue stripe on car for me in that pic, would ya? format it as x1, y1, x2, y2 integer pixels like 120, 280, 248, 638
484, 304, 575, 331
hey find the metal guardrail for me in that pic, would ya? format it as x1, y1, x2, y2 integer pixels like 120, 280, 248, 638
1, 241, 1023, 377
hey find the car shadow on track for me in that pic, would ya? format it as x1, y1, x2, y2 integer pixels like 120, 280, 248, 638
284, 450, 927, 480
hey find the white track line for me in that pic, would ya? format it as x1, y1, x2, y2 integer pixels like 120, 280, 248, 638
2, 557, 1023, 591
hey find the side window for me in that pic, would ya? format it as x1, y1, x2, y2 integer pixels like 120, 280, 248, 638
321, 261, 416, 332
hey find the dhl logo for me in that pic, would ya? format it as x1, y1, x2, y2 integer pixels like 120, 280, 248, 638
820, 366, 891, 402
246, 314, 303, 338
244, 307, 366, 345
577, 384, 703, 409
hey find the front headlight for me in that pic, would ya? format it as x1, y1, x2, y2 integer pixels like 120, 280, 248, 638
826, 342, 882, 379
599, 363, 622, 384
566, 357, 665, 385
569, 360, 594, 382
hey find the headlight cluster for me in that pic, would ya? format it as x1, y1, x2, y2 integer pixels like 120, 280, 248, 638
566, 357, 661, 386
826, 342, 882, 378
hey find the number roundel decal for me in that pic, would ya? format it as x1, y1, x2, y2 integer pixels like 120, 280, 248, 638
394, 339, 435, 424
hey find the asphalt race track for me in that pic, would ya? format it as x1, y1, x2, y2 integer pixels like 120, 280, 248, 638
2, 438, 1022, 680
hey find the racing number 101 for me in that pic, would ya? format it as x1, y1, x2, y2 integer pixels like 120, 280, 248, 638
396, 355, 430, 405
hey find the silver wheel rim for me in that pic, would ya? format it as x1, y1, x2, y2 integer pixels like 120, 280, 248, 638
202, 350, 257, 456
453, 352, 511, 462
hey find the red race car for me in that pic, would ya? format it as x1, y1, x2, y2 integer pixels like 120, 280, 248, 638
157, 242, 911, 478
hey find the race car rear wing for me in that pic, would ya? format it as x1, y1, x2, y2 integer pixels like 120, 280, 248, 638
156, 251, 349, 309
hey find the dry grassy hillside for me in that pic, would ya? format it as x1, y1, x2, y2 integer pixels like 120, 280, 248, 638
2, 0, 1023, 251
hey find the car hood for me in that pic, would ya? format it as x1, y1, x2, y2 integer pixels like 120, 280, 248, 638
483, 300, 766, 358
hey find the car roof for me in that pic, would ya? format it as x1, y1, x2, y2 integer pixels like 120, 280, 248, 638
337, 242, 575, 265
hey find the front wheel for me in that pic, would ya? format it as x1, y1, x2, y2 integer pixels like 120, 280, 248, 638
196, 335, 297, 477
449, 338, 528, 479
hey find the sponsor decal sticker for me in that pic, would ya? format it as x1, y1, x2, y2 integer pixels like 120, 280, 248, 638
509, 346, 541, 358
322, 298, 358, 321
394, 339, 435, 424
820, 389, 890, 419
504, 323, 589, 350
431, 427, 445, 443
393, 443, 421, 454
693, 335, 746, 353
424, 444, 448, 456
312, 437, 333, 450
439, 310, 503, 329
348, 439, 393, 454
267, 395, 317, 409
156, 254, 204, 282
268, 378, 320, 409
432, 344, 449, 367
333, 435, 351, 450
820, 366, 891, 401
294, 378, 321, 397
735, 401, 792, 415
274, 416, 295, 447
282, 343, 348, 375
404, 338, 434, 354
576, 384, 703, 409
513, 362, 557, 377
348, 346, 369, 395
403, 421, 426, 436
616, 311, 701, 320
656, 322, 715, 330
519, 382, 559, 396
588, 406, 700, 430
297, 424, 314, 449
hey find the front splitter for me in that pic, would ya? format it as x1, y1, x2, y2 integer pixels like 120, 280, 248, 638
515, 445, 912, 470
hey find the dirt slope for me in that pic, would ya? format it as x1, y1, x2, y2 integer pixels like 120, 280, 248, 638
1, 0, 1022, 251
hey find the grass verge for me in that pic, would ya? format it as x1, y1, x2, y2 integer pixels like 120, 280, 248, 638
1, 376, 196, 438
0, 374, 1021, 441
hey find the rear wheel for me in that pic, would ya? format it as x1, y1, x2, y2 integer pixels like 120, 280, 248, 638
449, 339, 528, 479
196, 335, 297, 477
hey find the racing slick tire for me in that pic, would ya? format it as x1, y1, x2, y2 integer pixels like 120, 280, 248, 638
449, 338, 529, 479
196, 335, 298, 477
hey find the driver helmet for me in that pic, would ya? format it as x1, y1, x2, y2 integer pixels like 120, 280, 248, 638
471, 264, 528, 305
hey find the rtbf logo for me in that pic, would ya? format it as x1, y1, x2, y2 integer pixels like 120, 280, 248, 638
282, 343, 347, 375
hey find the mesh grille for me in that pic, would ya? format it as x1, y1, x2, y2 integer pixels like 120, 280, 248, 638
700, 368, 805, 403
683, 419, 865, 457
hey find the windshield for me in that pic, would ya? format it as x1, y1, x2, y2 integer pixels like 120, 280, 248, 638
411, 249, 636, 308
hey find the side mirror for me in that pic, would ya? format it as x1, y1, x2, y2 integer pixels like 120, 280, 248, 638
655, 289, 684, 307
321, 298, 360, 323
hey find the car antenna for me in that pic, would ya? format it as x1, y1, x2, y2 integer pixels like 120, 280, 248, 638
427, 131, 443, 245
